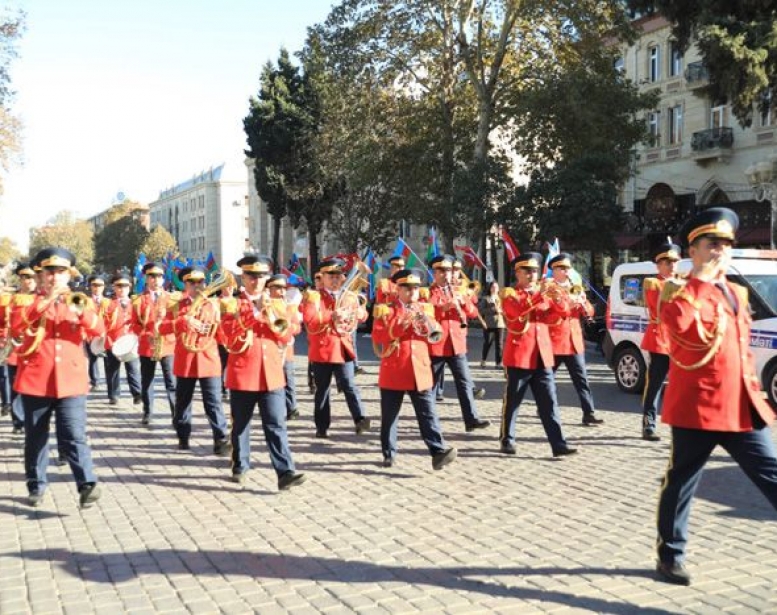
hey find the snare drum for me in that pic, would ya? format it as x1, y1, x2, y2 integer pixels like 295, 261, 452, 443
111, 333, 139, 362
89, 336, 107, 358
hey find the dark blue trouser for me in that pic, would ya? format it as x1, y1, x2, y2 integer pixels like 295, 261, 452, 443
218, 345, 229, 395
311, 361, 366, 432
500, 366, 567, 454
0, 363, 10, 405
657, 425, 777, 565
22, 394, 97, 493
85, 341, 105, 388
431, 354, 482, 427
105, 351, 141, 400
642, 353, 669, 431
139, 355, 176, 418
7, 364, 24, 429
173, 376, 228, 442
554, 353, 596, 417
380, 388, 447, 460
284, 359, 297, 413
482, 328, 503, 364
229, 388, 295, 477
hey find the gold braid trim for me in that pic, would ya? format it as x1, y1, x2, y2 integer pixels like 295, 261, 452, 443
669, 303, 727, 370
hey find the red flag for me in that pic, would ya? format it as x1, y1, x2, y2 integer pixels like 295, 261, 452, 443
501, 227, 520, 261
454, 245, 487, 270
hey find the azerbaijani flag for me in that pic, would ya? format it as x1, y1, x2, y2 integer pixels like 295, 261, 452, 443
543, 237, 560, 278
393, 238, 421, 268
133, 253, 147, 294
287, 253, 310, 284
425, 226, 440, 263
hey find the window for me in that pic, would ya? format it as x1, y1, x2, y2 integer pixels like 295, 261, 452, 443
648, 45, 660, 82
614, 56, 624, 74
669, 42, 682, 77
668, 105, 683, 144
647, 111, 661, 146
711, 103, 727, 128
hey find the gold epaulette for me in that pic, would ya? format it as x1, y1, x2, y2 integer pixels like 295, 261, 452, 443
419, 287, 430, 300
643, 277, 661, 291
372, 303, 391, 320
83, 296, 97, 311
220, 297, 238, 315
660, 278, 689, 305
132, 295, 143, 307
12, 293, 35, 307
379, 279, 390, 291
303, 290, 321, 304
0, 293, 12, 307
421, 302, 435, 317
499, 288, 516, 300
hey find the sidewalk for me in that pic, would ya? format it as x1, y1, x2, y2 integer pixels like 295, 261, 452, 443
1, 343, 776, 614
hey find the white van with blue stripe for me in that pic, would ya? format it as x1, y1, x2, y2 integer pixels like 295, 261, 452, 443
603, 249, 777, 406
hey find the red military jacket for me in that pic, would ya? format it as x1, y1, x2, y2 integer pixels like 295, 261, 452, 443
87, 296, 111, 341
11, 293, 105, 397
103, 297, 135, 350
544, 282, 594, 356
300, 289, 366, 363
372, 301, 439, 391
375, 278, 397, 305
660, 278, 776, 431
220, 291, 292, 392
426, 284, 478, 357
0, 292, 19, 367
130, 290, 176, 358
501, 286, 562, 370
641, 275, 671, 355
158, 294, 222, 378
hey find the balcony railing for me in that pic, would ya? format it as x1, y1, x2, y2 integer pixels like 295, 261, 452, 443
684, 61, 709, 87
691, 127, 734, 151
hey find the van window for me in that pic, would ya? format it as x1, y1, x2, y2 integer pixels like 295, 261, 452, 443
620, 275, 650, 307
728, 274, 777, 320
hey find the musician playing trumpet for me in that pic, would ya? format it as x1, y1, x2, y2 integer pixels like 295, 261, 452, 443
103, 273, 142, 407
84, 274, 110, 392
158, 266, 231, 456
11, 247, 105, 509
427, 255, 490, 432
373, 269, 457, 470
265, 274, 302, 420
220, 256, 305, 490
546, 253, 604, 427
130, 262, 177, 425
301, 257, 371, 439
499, 252, 576, 457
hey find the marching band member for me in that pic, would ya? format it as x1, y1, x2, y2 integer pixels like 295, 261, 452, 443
12, 247, 105, 508
655, 208, 777, 586
85, 274, 110, 391
221, 256, 305, 490
499, 253, 576, 457
450, 258, 485, 397
103, 273, 142, 406
301, 257, 371, 439
546, 253, 604, 426
373, 269, 456, 470
427, 255, 490, 431
265, 274, 302, 420
0, 262, 37, 434
306, 270, 324, 395
640, 242, 681, 441
375, 255, 405, 304
130, 262, 177, 425
158, 266, 231, 455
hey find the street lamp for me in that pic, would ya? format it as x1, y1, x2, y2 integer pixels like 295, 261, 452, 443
745, 152, 777, 249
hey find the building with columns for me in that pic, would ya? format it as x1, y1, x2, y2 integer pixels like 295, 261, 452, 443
148, 163, 248, 269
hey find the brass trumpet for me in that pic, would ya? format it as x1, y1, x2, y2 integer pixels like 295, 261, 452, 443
405, 303, 443, 343
261, 295, 289, 336
66, 291, 89, 316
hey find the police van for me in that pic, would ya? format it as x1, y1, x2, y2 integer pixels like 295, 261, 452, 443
603, 249, 777, 406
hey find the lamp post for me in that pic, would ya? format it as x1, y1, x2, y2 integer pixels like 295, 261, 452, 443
745, 153, 777, 249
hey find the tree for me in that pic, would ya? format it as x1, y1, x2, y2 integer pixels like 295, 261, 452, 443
140, 225, 178, 263
0, 9, 24, 197
29, 211, 94, 274
0, 235, 20, 265
94, 201, 150, 272
629, 0, 776, 125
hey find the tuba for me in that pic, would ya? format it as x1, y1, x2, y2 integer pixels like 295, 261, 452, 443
333, 260, 371, 335
181, 270, 236, 352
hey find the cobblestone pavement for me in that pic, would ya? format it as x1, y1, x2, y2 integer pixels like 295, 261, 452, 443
2, 336, 776, 614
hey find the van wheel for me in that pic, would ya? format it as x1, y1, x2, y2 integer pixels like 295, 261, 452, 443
764, 363, 777, 408
614, 347, 646, 394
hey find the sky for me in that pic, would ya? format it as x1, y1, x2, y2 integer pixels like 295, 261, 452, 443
0, 0, 336, 251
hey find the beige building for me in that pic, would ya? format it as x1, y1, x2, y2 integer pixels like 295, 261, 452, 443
616, 12, 776, 263
148, 163, 249, 270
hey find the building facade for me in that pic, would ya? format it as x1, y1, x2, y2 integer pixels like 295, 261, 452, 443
149, 164, 249, 270
614, 12, 776, 277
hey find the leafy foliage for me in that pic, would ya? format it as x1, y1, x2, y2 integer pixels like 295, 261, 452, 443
140, 225, 178, 263
94, 202, 150, 273
29, 211, 95, 274
0, 235, 20, 266
0, 9, 24, 196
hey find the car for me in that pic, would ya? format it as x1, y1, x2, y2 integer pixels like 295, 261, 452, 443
603, 249, 777, 405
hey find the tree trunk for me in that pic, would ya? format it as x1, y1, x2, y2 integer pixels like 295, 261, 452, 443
271, 215, 282, 273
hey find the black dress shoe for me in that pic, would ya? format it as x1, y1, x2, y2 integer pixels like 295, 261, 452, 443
79, 483, 101, 509
465, 419, 490, 432
132, 395, 142, 405
12, 426, 23, 436
436, 395, 444, 402
355, 417, 371, 434
1, 403, 10, 416
213, 439, 232, 456
278, 471, 306, 491
582, 414, 604, 426
382, 456, 394, 468
642, 429, 661, 441
141, 414, 151, 426
499, 443, 517, 455
108, 398, 118, 406
27, 490, 45, 508
315, 430, 328, 439
656, 560, 691, 585
230, 472, 247, 485
552, 447, 578, 457
178, 438, 190, 450
473, 387, 486, 399
287, 409, 300, 421
432, 447, 457, 470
